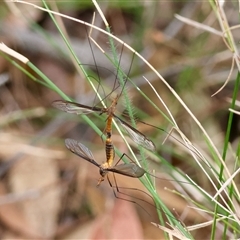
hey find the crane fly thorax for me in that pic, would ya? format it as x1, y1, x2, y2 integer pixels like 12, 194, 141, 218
101, 162, 110, 169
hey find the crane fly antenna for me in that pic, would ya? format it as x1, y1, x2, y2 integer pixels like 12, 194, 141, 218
84, 16, 104, 106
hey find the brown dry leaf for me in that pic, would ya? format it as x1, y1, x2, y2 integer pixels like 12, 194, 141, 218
1, 231, 26, 240
57, 199, 143, 239
59, 220, 95, 239
0, 132, 64, 160
90, 199, 143, 239
0, 183, 41, 239
86, 184, 106, 216
9, 154, 61, 238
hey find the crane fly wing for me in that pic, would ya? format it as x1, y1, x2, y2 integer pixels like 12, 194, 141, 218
52, 100, 102, 115
65, 138, 100, 167
109, 163, 146, 178
53, 101, 156, 151
115, 116, 156, 152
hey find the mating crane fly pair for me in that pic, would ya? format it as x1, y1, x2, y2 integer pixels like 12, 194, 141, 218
52, 81, 156, 185
52, 70, 187, 219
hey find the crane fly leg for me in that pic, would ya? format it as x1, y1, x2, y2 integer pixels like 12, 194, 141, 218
106, 174, 151, 216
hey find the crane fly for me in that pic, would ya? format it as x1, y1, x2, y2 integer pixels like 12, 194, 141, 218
65, 138, 189, 220
65, 138, 158, 215
65, 138, 146, 186
53, 97, 155, 150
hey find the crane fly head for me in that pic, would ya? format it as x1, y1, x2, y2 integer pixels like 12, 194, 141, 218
97, 166, 108, 186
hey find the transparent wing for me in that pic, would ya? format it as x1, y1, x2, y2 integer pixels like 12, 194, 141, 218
52, 100, 102, 115
109, 163, 146, 178
115, 116, 156, 151
65, 138, 100, 167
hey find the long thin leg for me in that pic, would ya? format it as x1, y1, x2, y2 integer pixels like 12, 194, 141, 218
108, 174, 183, 222
106, 174, 152, 216
114, 152, 136, 165
109, 156, 182, 221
